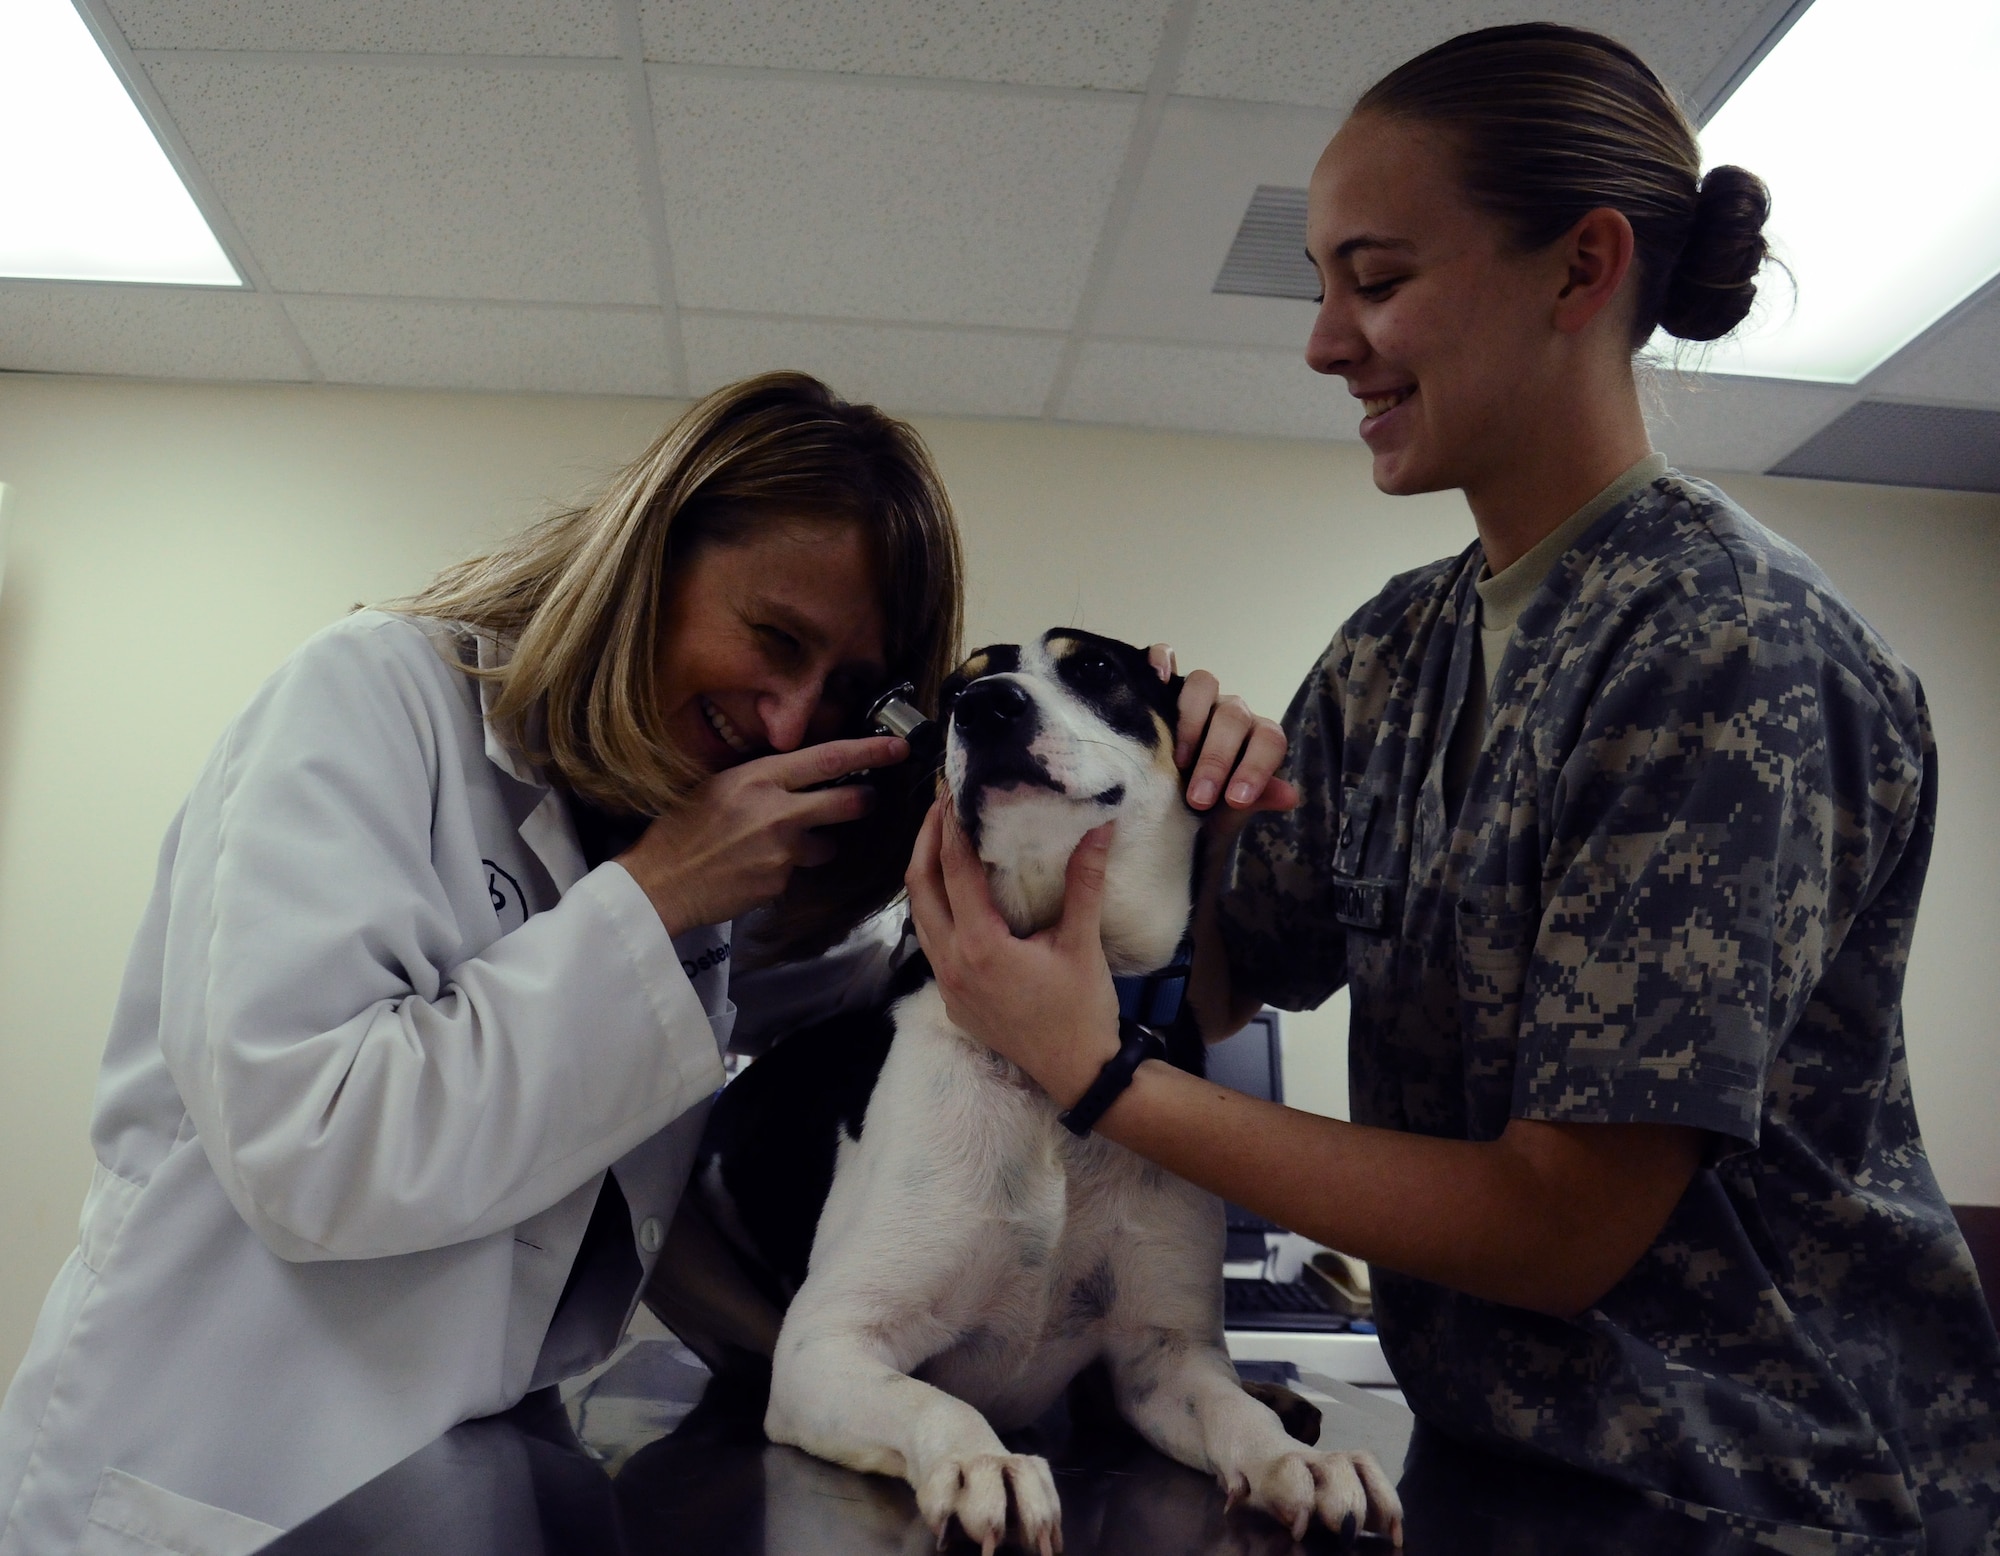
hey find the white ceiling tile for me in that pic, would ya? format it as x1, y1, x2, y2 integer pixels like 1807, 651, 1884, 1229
1871, 292, 2000, 409
1642, 369, 1855, 473
1058, 340, 1356, 441
1093, 97, 1338, 349
637, 0, 1173, 89
683, 314, 1062, 417
145, 59, 658, 303
652, 73, 1135, 330
284, 297, 677, 395
1177, 0, 1772, 111
0, 282, 305, 380
104, 0, 618, 56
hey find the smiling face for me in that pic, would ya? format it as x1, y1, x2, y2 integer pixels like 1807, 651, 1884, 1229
653, 520, 889, 772
1305, 113, 1573, 498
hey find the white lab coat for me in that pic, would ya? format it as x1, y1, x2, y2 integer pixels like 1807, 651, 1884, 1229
0, 611, 896, 1556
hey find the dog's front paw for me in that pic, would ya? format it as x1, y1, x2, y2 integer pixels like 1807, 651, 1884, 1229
916, 1451, 1063, 1556
1223, 1448, 1404, 1546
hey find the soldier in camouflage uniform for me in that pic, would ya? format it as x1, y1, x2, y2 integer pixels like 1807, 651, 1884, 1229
1218, 458, 2000, 1548
906, 23, 2000, 1554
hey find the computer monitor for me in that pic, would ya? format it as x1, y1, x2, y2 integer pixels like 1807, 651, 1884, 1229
1205, 1011, 1287, 1253
1205, 1008, 1283, 1105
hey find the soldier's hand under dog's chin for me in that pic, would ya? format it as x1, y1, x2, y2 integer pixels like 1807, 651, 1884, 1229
905, 801, 1124, 1107
1146, 644, 1302, 819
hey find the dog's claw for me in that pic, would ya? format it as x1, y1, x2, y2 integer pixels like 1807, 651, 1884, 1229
918, 1452, 1059, 1556
1221, 1446, 1402, 1546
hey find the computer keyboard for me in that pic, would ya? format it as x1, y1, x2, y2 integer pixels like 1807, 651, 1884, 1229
1223, 1277, 1351, 1332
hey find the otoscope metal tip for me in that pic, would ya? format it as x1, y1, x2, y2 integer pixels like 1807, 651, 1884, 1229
865, 682, 931, 741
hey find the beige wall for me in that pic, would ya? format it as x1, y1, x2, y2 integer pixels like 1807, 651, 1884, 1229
1, 374, 1995, 1384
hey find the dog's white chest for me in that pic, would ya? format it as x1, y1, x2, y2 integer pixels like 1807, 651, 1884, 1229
911, 1136, 1139, 1422
815, 987, 1215, 1430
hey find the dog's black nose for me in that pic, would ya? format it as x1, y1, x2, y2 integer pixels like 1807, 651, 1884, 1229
953, 678, 1034, 738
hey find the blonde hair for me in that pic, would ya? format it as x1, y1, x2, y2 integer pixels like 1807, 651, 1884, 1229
405, 371, 964, 958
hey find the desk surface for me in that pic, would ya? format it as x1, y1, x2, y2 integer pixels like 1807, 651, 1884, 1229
259, 1338, 1952, 1556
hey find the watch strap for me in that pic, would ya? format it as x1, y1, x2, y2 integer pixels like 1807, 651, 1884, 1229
1059, 1018, 1166, 1137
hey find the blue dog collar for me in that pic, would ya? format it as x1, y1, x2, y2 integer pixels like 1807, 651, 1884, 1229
1112, 932, 1193, 1029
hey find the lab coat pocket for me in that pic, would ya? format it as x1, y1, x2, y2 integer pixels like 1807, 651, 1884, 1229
1455, 898, 1536, 1141
77, 1468, 282, 1556
77, 1162, 144, 1275
707, 997, 738, 1061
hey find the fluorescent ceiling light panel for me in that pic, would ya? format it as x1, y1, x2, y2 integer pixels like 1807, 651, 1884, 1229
0, 0, 239, 285
1680, 0, 2000, 384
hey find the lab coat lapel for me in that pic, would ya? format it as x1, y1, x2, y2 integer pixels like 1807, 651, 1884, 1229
473, 631, 588, 895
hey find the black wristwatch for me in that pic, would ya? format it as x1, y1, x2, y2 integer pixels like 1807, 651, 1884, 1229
1059, 1018, 1166, 1137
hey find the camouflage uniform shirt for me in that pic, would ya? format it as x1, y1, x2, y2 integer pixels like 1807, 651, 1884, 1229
1218, 469, 2000, 1549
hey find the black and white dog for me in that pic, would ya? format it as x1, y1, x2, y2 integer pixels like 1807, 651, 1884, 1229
678, 630, 1401, 1552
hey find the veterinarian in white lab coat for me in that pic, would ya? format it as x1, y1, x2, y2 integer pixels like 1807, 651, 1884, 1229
0, 372, 963, 1555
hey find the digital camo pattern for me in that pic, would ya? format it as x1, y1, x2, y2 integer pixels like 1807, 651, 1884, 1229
1219, 472, 2000, 1550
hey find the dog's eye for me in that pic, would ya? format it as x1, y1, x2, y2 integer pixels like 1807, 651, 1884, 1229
1069, 650, 1115, 685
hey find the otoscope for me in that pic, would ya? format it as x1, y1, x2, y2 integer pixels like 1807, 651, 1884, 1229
818, 682, 941, 788
863, 682, 933, 744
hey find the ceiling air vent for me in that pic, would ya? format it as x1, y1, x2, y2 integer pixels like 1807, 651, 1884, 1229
1213, 185, 1318, 301
1769, 401, 2000, 493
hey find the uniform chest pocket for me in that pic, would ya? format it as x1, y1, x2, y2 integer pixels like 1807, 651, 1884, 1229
1331, 784, 1396, 932
1455, 899, 1537, 1139
1330, 875, 1394, 931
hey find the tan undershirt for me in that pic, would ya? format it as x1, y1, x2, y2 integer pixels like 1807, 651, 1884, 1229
1442, 452, 1670, 816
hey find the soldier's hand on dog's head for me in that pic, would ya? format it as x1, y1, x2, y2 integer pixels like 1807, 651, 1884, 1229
1146, 642, 1302, 819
